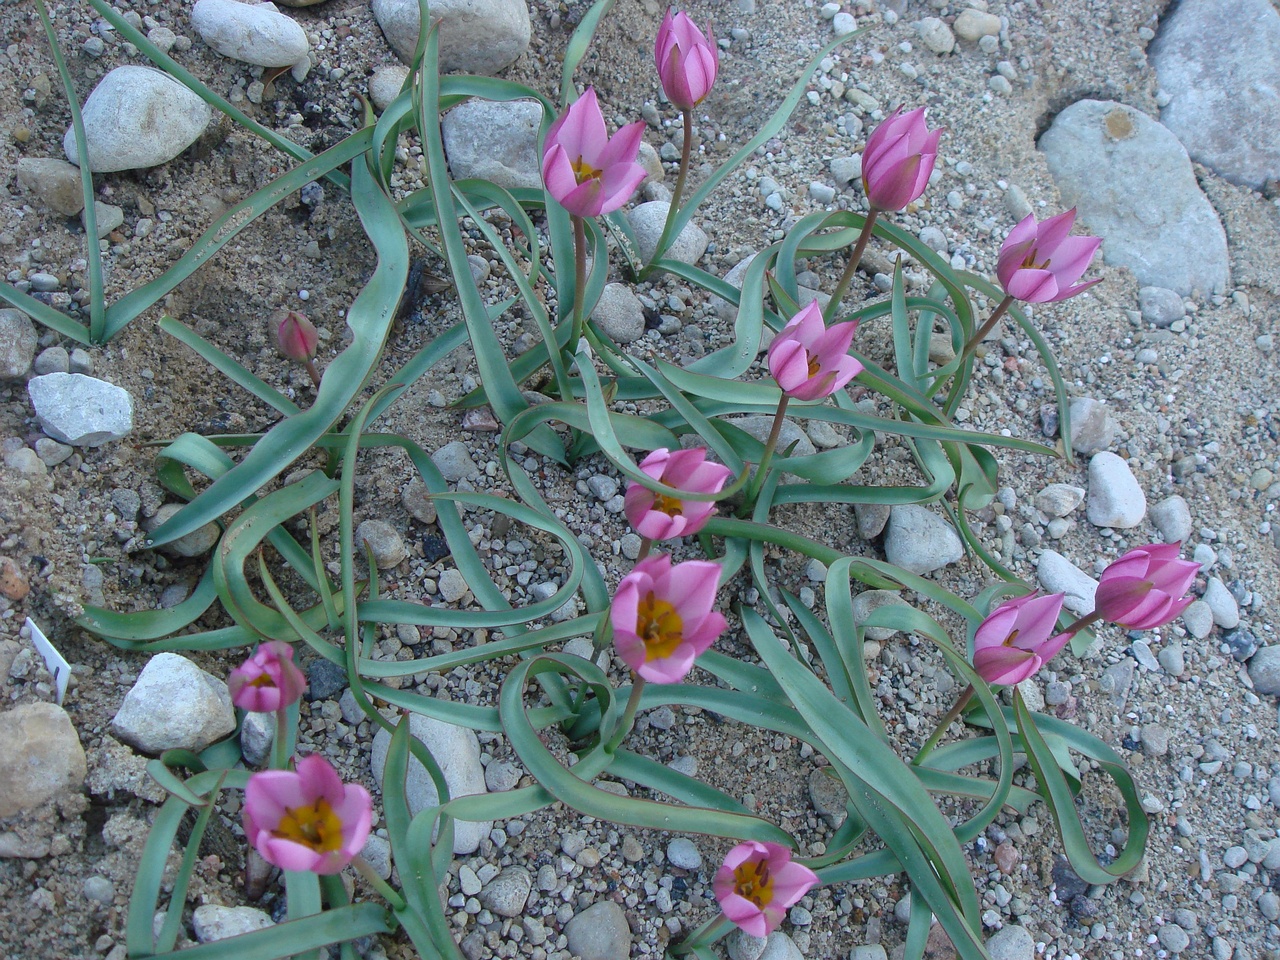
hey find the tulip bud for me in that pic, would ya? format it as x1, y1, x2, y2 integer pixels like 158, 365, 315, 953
655, 10, 718, 111
274, 309, 318, 363
861, 106, 942, 212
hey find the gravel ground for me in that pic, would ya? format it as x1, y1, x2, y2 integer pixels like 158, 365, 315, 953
1, 1, 1279, 959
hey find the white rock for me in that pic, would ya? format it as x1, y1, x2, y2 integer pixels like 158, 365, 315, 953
191, 0, 309, 68
986, 924, 1036, 960
372, 0, 531, 75
1149, 495, 1192, 544
0, 703, 87, 819
27, 373, 133, 447
1181, 599, 1214, 639
63, 66, 212, 173
666, 837, 703, 870
591, 283, 646, 344
370, 713, 491, 854
442, 99, 544, 190
1137, 286, 1185, 328
1068, 396, 1115, 455
1034, 483, 1085, 518
239, 711, 274, 767
757, 932, 805, 960
84, 201, 125, 239
954, 9, 1001, 40
192, 905, 274, 942
727, 928, 769, 960
111, 653, 236, 754
432, 440, 479, 481
0, 309, 38, 380
355, 519, 407, 569
1086, 452, 1147, 529
884, 505, 963, 575
368, 65, 410, 112
1036, 550, 1099, 616
628, 201, 708, 265
917, 17, 955, 54
1203, 577, 1240, 629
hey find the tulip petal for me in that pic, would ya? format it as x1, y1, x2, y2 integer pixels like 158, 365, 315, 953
1003, 266, 1059, 303
1045, 235, 1101, 287
551, 88, 606, 164
1033, 207, 1079, 254
973, 644, 1039, 685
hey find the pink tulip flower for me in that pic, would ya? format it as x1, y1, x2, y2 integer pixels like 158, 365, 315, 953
655, 10, 718, 111
861, 106, 942, 212
228, 641, 307, 713
713, 841, 819, 938
972, 592, 1069, 686
1095, 543, 1198, 630
243, 754, 372, 875
611, 553, 727, 683
275, 309, 318, 363
767, 301, 863, 401
624, 447, 733, 541
542, 87, 647, 218
996, 209, 1102, 303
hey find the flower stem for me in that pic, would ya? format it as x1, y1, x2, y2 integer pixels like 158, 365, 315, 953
741, 394, 790, 515
270, 709, 290, 770
645, 109, 694, 275
825, 210, 878, 322
959, 294, 1016, 364
1059, 609, 1104, 639
352, 855, 407, 912
912, 684, 974, 766
569, 215, 589, 363
305, 358, 321, 387
636, 537, 653, 561
605, 676, 647, 754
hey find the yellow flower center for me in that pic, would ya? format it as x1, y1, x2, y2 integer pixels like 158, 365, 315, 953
248, 673, 278, 688
637, 590, 684, 661
652, 493, 685, 517
273, 798, 344, 853
806, 351, 822, 378
1002, 628, 1021, 648
732, 858, 775, 909
1020, 250, 1050, 270
572, 157, 603, 185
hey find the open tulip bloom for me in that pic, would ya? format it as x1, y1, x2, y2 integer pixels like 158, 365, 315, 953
229, 640, 307, 713
542, 87, 647, 219
243, 754, 372, 875
1095, 543, 1198, 630
611, 553, 727, 683
972, 592, 1069, 686
767, 301, 863, 401
996, 208, 1102, 304
655, 10, 718, 111
624, 447, 733, 541
713, 841, 819, 938
861, 106, 942, 212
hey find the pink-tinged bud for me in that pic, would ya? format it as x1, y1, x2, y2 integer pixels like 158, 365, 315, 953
228, 640, 307, 713
766, 300, 863, 401
611, 553, 727, 684
1094, 543, 1198, 630
624, 447, 733, 541
996, 208, 1102, 303
243, 754, 372, 875
655, 10, 718, 111
972, 592, 1069, 686
275, 309, 318, 363
861, 106, 942, 211
542, 87, 647, 218
713, 841, 819, 938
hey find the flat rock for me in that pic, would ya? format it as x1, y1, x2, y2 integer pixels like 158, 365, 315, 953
564, 901, 630, 960
0, 703, 87, 819
591, 283, 646, 344
372, 0, 531, 75
15, 158, 84, 216
191, 0, 309, 68
1137, 286, 1185, 328
808, 766, 850, 827
0, 309, 37, 379
1038, 100, 1228, 295
986, 925, 1035, 960
442, 99, 543, 190
1182, 599, 1214, 639
1086, 452, 1146, 529
884, 505, 962, 575
192, 905, 274, 942
1151, 0, 1280, 188
64, 66, 212, 173
628, 201, 708, 264
1036, 550, 1099, 616
1149, 495, 1192, 544
1067, 397, 1115, 456
28, 373, 132, 446
1203, 577, 1240, 629
111, 653, 235, 754
1249, 647, 1280, 696
371, 713, 490, 854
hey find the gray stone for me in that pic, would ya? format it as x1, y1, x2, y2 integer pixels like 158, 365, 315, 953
851, 590, 910, 641
666, 837, 703, 870
33, 347, 69, 375
239, 711, 274, 767
854, 501, 891, 539
917, 17, 955, 54
0, 703, 86, 819
1182, 600, 1214, 639
591, 283, 646, 345
1150, 495, 1192, 544
731, 416, 816, 458
757, 932, 804, 960
401, 479, 438, 524
4, 446, 45, 477
1158, 643, 1186, 676
371, 713, 490, 854
361, 834, 392, 879
191, 0, 309, 68
192, 905, 274, 942
1038, 100, 1228, 295
1086, 452, 1147, 529
727, 928, 769, 960
438, 568, 470, 603
1068, 397, 1115, 455
1035, 483, 1085, 518
628, 201, 708, 265
27, 373, 133, 447
34, 438, 73, 467
484, 759, 520, 792
81, 875, 114, 904
84, 202, 124, 239
15, 158, 84, 216
368, 65, 410, 112
111, 653, 236, 754
808, 766, 849, 827
883, 505, 962, 575
851, 948, 888, 960
355, 519, 407, 569
954, 9, 1001, 41
830, 155, 862, 188
565, 901, 631, 960
68, 349, 93, 375
480, 867, 531, 917
1141, 723, 1171, 757
1203, 577, 1240, 629
372, 0, 531, 75
64, 66, 212, 173
1249, 646, 1280, 695
432, 440, 479, 481
442, 99, 543, 191
0, 310, 37, 379
986, 925, 1035, 960
711, 251, 761, 322
1157, 923, 1191, 955
1151, 0, 1280, 188
1036, 550, 1099, 616
144, 504, 221, 558
1138, 287, 1185, 328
